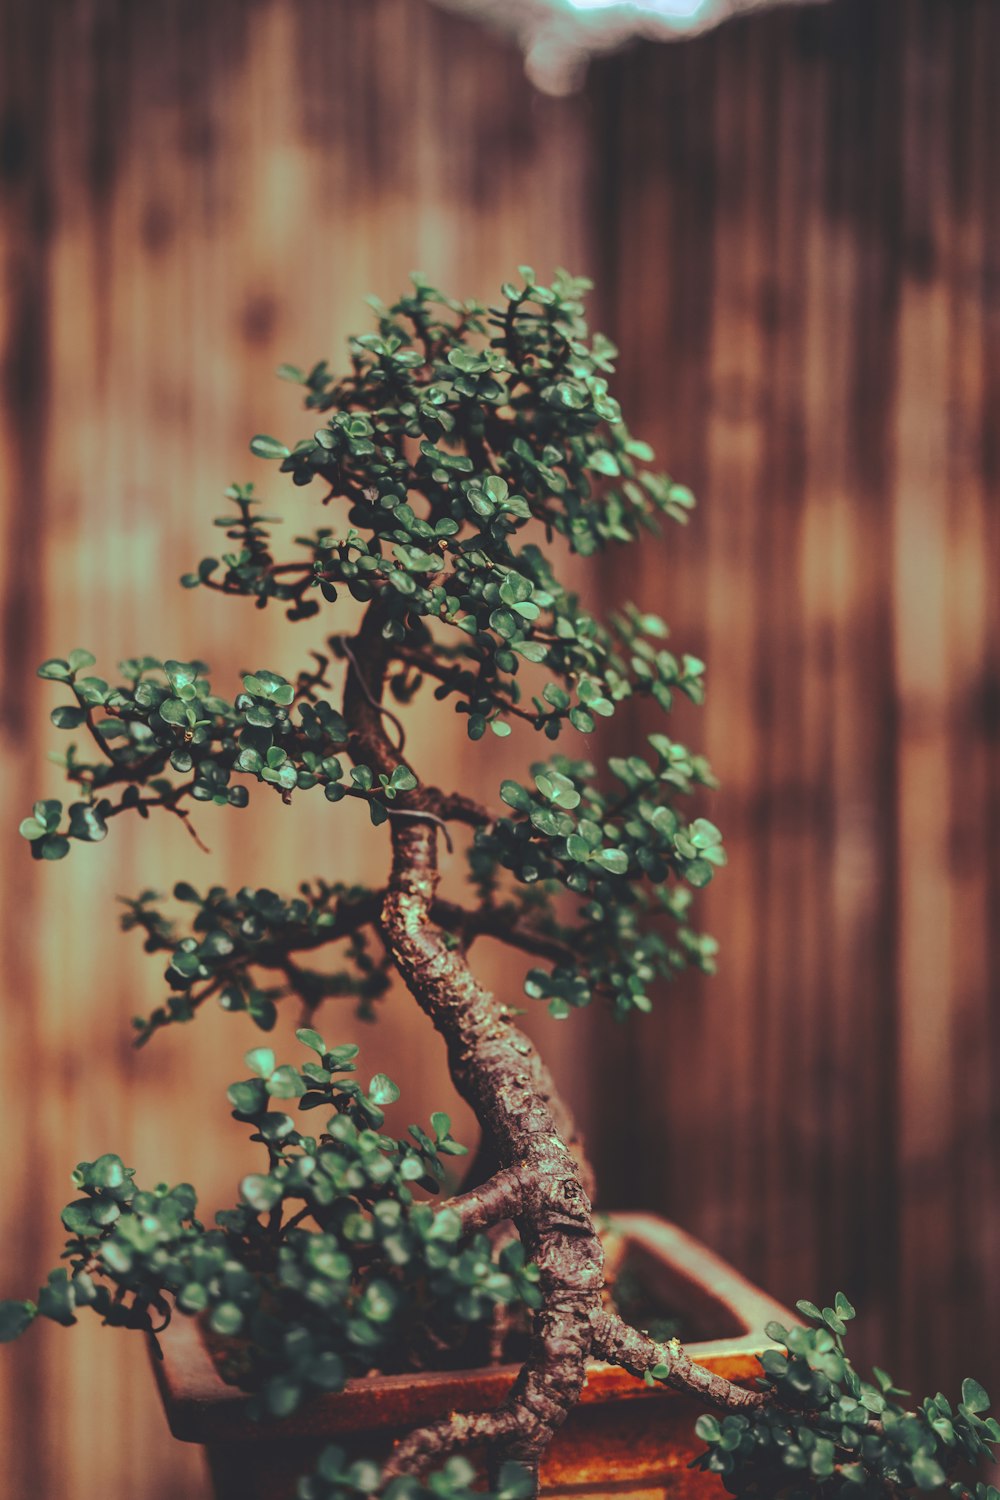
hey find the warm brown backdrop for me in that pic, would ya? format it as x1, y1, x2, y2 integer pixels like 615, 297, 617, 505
1, 2, 997, 1497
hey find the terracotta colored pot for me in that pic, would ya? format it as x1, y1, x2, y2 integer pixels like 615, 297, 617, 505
150, 1213, 793, 1499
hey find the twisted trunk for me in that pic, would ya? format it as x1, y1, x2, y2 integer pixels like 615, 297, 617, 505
380, 818, 604, 1472
340, 604, 764, 1485
343, 607, 604, 1474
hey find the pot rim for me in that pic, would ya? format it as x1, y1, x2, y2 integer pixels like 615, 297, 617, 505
150, 1212, 795, 1444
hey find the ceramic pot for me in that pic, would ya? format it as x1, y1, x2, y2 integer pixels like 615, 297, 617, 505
151, 1213, 792, 1499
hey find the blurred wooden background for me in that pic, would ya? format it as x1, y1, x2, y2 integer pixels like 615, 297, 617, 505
1, 1, 997, 1496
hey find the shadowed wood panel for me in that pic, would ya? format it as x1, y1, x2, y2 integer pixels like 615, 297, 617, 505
590, 0, 1000, 1409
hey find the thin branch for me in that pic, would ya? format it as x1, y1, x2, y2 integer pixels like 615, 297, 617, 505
384, 1410, 518, 1481
335, 634, 407, 752
167, 803, 211, 853
590, 1310, 767, 1414
384, 806, 454, 854
431, 899, 575, 967
423, 788, 492, 827
445, 1168, 524, 1235
390, 644, 542, 727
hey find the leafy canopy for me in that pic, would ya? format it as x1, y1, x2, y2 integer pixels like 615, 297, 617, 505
22, 269, 724, 1025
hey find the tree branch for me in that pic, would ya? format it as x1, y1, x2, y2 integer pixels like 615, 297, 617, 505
431, 899, 575, 967
590, 1309, 767, 1414
446, 1168, 524, 1235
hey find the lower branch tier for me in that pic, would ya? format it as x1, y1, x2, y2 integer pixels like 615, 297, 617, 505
1, 1015, 996, 1500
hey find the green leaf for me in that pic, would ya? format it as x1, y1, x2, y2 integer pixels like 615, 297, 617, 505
30, 800, 62, 833
209, 1302, 245, 1337
68, 649, 97, 673
264, 1375, 303, 1419
695, 1415, 722, 1443
0, 1300, 36, 1342
240, 1174, 282, 1213
158, 698, 190, 726
50, 705, 87, 730
227, 1079, 268, 1116
512, 640, 547, 664
962, 1378, 990, 1413
368, 1073, 400, 1106
249, 434, 291, 460
500, 780, 533, 813
910, 1453, 946, 1491
60, 1201, 97, 1237
244, 1047, 275, 1078
821, 1306, 847, 1336
67, 803, 108, 843
39, 835, 71, 861
594, 848, 629, 875
89, 1153, 126, 1189
534, 770, 580, 809
834, 1290, 856, 1321
266, 1066, 306, 1099
295, 1028, 326, 1056
37, 659, 72, 680
689, 818, 723, 850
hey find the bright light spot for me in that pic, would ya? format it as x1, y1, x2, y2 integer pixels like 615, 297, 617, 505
564, 0, 711, 15
642, 0, 709, 14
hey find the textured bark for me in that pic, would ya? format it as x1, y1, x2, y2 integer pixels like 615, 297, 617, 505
447, 1169, 524, 1235
340, 604, 763, 1483
591, 1310, 767, 1413
343, 607, 596, 1202
380, 819, 603, 1472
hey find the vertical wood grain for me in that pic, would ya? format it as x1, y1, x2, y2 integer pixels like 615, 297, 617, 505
592, 0, 1000, 1406
1, 2, 999, 1496
0, 5, 591, 1497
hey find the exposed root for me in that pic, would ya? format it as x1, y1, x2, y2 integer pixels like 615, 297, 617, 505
381, 1408, 519, 1480
591, 1309, 767, 1413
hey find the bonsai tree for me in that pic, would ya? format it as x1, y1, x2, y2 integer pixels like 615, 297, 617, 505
2, 270, 997, 1500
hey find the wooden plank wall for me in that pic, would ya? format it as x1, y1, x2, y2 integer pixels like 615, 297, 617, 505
0, 4, 593, 1498
1, 1, 998, 1497
590, 0, 1000, 1410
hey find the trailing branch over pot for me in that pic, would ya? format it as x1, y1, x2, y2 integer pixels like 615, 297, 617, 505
2, 271, 997, 1500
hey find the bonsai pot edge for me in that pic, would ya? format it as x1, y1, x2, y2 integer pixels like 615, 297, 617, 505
150, 1213, 794, 1500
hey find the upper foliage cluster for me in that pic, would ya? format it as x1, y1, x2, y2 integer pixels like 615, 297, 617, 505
185, 268, 704, 744
20, 270, 725, 1024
